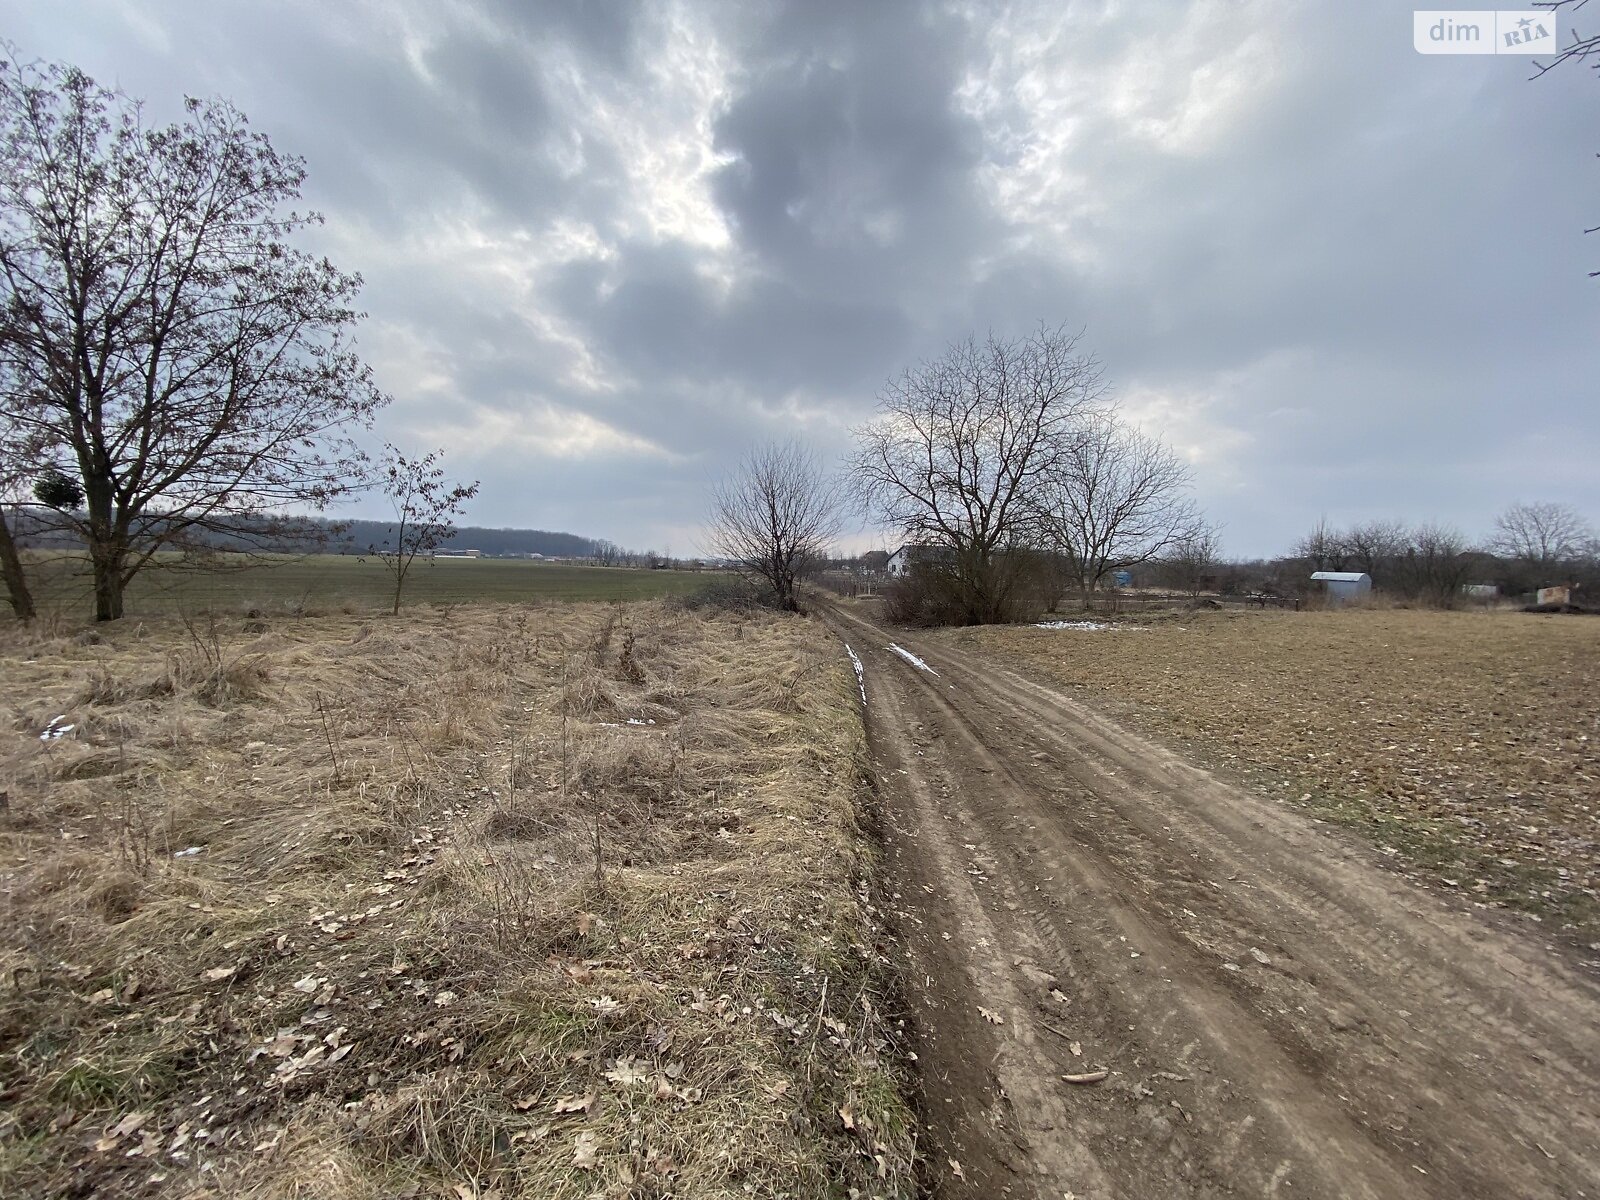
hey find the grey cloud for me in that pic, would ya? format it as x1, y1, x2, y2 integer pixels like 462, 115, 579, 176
3, 0, 1595, 554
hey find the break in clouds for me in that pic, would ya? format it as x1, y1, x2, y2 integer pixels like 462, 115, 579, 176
5, 0, 1594, 556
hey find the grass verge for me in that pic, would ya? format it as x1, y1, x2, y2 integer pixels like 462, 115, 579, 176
0, 602, 915, 1198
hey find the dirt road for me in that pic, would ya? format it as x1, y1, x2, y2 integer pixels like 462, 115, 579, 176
823, 601, 1600, 1200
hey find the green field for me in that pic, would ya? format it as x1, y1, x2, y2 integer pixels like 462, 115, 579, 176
16, 551, 720, 617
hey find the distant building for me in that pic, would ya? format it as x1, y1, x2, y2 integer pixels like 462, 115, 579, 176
859, 550, 891, 576
434, 548, 482, 559
886, 544, 952, 577
1462, 583, 1499, 600
1112, 569, 1134, 588
1310, 570, 1371, 604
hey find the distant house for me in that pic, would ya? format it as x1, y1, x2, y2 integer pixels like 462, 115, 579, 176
859, 550, 890, 576
434, 548, 482, 559
1310, 570, 1371, 604
887, 544, 961, 577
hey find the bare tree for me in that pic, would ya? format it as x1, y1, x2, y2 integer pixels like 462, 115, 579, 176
1343, 518, 1408, 578
370, 446, 479, 616
1164, 523, 1223, 598
1392, 522, 1476, 607
848, 326, 1105, 624
1039, 411, 1201, 608
1293, 518, 1350, 572
707, 441, 839, 612
0, 52, 386, 620
1490, 501, 1592, 576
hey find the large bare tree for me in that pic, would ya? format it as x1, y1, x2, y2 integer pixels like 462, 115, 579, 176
707, 441, 839, 612
0, 51, 386, 620
1039, 411, 1201, 608
1490, 501, 1593, 575
848, 326, 1105, 624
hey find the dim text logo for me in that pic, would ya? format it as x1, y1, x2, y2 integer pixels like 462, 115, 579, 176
1413, 10, 1557, 53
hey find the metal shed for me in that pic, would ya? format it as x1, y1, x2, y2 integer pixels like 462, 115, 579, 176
1310, 570, 1372, 604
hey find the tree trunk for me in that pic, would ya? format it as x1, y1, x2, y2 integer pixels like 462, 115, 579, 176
83, 470, 127, 621
91, 545, 126, 621
0, 508, 37, 622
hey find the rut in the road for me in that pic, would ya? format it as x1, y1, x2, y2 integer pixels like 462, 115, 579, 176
826, 602, 1600, 1200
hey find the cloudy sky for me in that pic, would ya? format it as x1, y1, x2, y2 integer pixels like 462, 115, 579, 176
4, 0, 1594, 556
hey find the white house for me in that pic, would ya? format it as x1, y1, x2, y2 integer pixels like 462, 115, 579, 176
1310, 570, 1372, 604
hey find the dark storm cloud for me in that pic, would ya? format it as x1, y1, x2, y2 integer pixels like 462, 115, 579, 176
2, 0, 1595, 553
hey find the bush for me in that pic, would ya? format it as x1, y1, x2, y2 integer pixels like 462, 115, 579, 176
671, 576, 771, 613
883, 568, 1045, 627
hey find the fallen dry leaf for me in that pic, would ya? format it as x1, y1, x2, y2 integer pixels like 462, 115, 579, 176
978, 1006, 1005, 1025
605, 1058, 650, 1087
573, 1130, 599, 1170
949, 1158, 965, 1180
552, 1091, 596, 1115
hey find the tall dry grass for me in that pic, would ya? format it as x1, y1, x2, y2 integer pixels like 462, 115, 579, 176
0, 602, 915, 1198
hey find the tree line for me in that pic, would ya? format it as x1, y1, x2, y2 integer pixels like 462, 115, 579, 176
709, 326, 1211, 623
1285, 505, 1598, 606
708, 330, 1595, 620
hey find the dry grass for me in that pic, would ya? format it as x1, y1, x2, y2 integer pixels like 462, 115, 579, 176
0, 602, 915, 1198
953, 609, 1600, 937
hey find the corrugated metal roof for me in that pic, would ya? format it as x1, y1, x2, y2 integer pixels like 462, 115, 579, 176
1310, 571, 1371, 582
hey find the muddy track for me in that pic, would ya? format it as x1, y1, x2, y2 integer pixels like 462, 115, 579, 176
821, 601, 1600, 1200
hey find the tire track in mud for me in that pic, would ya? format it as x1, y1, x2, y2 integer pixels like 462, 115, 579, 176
825, 602, 1600, 1200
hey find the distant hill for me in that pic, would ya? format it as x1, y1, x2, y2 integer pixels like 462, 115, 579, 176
327, 518, 606, 559
15, 510, 613, 560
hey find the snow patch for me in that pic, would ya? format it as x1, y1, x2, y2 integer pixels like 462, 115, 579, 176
1034, 621, 1147, 632
887, 644, 939, 676
39, 716, 74, 741
844, 644, 867, 704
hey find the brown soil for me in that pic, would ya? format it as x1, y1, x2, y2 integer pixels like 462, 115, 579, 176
823, 599, 1600, 1200
953, 609, 1600, 934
